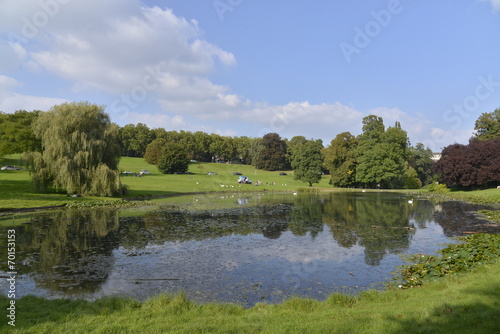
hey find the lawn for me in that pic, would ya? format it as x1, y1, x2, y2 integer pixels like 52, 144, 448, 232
0, 155, 331, 209
119, 157, 331, 198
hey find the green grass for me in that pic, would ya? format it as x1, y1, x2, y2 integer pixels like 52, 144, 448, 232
436, 188, 500, 204
118, 157, 331, 197
0, 155, 331, 209
1, 258, 499, 333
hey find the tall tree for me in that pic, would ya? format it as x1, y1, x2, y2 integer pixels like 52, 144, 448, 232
290, 139, 324, 186
322, 132, 358, 187
474, 108, 500, 141
25, 102, 121, 196
286, 136, 307, 167
382, 123, 410, 188
253, 133, 287, 171
356, 117, 411, 188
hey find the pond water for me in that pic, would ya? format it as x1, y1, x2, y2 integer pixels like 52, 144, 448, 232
1, 192, 499, 307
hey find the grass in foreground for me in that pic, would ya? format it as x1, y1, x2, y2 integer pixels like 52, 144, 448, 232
1, 258, 499, 333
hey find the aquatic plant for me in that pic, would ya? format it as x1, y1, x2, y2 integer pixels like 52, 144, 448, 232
399, 233, 500, 288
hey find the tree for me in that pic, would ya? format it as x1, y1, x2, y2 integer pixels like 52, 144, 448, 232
144, 138, 166, 165
356, 116, 410, 188
193, 131, 213, 162
117, 123, 153, 157
209, 134, 236, 162
25, 102, 121, 196
474, 108, 500, 141
382, 122, 410, 188
408, 143, 434, 186
0, 110, 41, 157
234, 136, 256, 164
157, 142, 190, 174
290, 139, 324, 186
433, 138, 500, 189
253, 133, 287, 171
322, 132, 358, 187
286, 136, 307, 165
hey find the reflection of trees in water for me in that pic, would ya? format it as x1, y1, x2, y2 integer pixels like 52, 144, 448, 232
409, 200, 436, 228
288, 194, 324, 238
433, 201, 500, 236
138, 204, 292, 246
322, 192, 416, 266
7, 194, 473, 297
119, 217, 151, 249
14, 209, 120, 294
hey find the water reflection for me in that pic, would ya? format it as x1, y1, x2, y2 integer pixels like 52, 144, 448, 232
1, 192, 498, 306
8, 209, 120, 294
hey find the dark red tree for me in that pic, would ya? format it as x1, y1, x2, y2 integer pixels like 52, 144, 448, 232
434, 138, 500, 189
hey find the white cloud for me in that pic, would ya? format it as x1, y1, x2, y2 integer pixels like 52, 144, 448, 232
18, 3, 235, 97
0, 75, 66, 112
114, 111, 186, 131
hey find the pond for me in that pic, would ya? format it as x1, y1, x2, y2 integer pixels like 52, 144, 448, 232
1, 191, 499, 307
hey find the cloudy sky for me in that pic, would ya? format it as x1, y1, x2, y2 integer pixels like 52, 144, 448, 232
1, 0, 500, 151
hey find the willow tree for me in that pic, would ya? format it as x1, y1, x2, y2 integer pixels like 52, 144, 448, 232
26, 102, 121, 196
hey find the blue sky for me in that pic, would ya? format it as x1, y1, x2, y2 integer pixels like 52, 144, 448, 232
1, 0, 500, 151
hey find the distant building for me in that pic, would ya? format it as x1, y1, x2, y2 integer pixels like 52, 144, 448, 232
431, 152, 442, 161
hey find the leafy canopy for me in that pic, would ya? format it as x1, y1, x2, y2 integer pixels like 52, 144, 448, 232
253, 133, 287, 171
25, 102, 121, 196
157, 142, 190, 174
474, 108, 500, 141
289, 138, 324, 186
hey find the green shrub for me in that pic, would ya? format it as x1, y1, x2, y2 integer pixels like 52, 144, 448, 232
426, 183, 450, 193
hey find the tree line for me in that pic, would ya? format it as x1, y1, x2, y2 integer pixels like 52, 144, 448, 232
1, 102, 499, 196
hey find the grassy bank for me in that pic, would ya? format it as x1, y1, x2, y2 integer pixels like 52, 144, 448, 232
426, 188, 500, 204
1, 256, 499, 333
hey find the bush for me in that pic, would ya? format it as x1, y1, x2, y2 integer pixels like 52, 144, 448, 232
157, 142, 190, 174
426, 183, 450, 193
